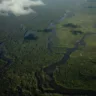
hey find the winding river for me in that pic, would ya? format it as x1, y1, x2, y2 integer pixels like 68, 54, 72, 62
36, 32, 96, 95
0, 42, 12, 73
47, 11, 68, 53
35, 12, 96, 95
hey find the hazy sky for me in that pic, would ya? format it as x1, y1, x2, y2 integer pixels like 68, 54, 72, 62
0, 0, 45, 16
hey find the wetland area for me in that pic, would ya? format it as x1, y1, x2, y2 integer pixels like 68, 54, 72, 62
0, 0, 96, 96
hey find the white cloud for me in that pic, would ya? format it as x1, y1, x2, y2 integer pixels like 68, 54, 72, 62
0, 0, 45, 16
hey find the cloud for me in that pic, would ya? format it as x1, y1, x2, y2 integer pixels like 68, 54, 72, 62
0, 0, 45, 16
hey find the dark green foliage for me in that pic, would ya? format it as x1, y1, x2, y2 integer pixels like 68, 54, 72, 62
37, 29, 52, 32
71, 30, 83, 35
63, 23, 79, 28
24, 33, 38, 40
